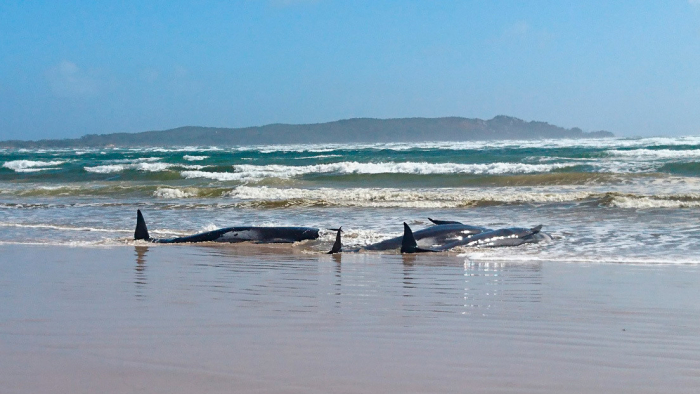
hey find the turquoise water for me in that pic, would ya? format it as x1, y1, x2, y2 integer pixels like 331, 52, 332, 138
2, 137, 700, 263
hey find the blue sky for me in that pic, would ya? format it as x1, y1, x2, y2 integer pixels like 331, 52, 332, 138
1, 0, 699, 140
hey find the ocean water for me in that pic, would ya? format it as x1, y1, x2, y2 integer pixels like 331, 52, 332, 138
2, 136, 700, 263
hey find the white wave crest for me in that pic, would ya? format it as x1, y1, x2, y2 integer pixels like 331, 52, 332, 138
222, 136, 700, 154
84, 164, 126, 173
609, 196, 700, 209
84, 162, 203, 173
153, 187, 198, 198
181, 170, 240, 181
3, 160, 65, 172
225, 186, 594, 208
293, 154, 343, 160
0, 222, 131, 233
128, 146, 223, 153
110, 157, 162, 164
181, 161, 570, 182
183, 155, 209, 161
607, 149, 700, 159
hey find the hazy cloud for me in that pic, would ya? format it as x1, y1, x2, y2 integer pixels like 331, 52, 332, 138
491, 20, 552, 49
503, 21, 531, 40
46, 61, 98, 98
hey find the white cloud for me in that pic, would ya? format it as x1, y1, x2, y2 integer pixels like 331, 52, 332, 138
46, 61, 98, 98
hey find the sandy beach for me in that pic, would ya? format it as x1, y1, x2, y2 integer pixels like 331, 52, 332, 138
2, 244, 699, 393
4, 0, 700, 392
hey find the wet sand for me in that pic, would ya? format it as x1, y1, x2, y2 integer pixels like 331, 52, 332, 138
1, 244, 699, 393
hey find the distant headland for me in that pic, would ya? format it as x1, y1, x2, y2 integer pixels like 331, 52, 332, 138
0, 116, 613, 148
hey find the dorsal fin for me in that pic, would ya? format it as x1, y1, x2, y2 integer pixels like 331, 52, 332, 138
401, 222, 437, 253
531, 224, 543, 234
400, 222, 418, 253
134, 210, 150, 241
327, 227, 342, 254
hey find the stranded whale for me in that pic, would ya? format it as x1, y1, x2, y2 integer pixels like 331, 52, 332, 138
363, 222, 490, 251
399, 222, 550, 252
425, 218, 552, 248
134, 210, 320, 244
433, 224, 550, 250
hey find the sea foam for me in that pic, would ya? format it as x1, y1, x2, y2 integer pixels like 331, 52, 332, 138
153, 187, 199, 198
84, 162, 204, 173
225, 186, 595, 208
183, 155, 209, 161
3, 160, 65, 172
608, 195, 700, 209
180, 161, 572, 182
607, 149, 700, 159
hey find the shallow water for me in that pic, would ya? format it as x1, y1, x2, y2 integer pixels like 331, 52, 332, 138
3, 137, 700, 263
3, 138, 700, 392
2, 245, 699, 393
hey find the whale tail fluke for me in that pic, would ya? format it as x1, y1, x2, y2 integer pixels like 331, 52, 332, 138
327, 227, 343, 254
401, 222, 436, 253
134, 210, 151, 241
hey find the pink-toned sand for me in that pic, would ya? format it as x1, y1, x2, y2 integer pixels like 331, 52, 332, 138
2, 244, 699, 393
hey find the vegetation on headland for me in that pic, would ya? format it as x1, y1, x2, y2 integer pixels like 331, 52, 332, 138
1, 116, 613, 148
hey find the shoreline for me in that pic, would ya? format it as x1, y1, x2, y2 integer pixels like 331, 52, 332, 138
1, 243, 699, 265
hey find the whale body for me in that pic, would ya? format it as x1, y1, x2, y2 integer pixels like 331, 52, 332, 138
363, 222, 490, 251
134, 210, 319, 244
435, 225, 550, 250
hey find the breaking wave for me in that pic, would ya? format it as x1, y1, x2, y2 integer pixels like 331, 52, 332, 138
605, 194, 700, 209
181, 161, 573, 182
4, 181, 700, 209
3, 160, 66, 172
607, 149, 700, 160
84, 162, 205, 173
183, 155, 209, 161
224, 186, 595, 208
0, 222, 131, 233
153, 187, 200, 198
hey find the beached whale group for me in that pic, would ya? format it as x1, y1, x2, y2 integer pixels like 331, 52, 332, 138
134, 210, 551, 254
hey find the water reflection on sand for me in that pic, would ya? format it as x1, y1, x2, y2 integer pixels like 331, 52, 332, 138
3, 244, 698, 394
463, 260, 543, 313
134, 245, 148, 297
